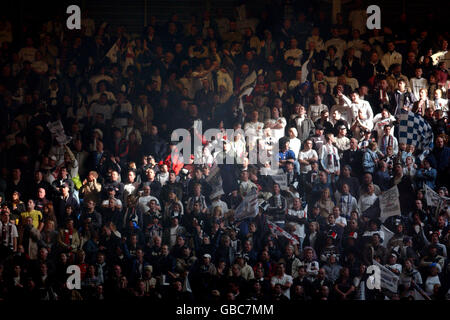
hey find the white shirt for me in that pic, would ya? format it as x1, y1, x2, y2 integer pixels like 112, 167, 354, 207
90, 102, 113, 121
347, 39, 365, 58
157, 172, 169, 186
324, 38, 347, 58
386, 263, 402, 274
299, 149, 318, 173
345, 76, 360, 91
335, 136, 350, 153
271, 274, 293, 299
266, 117, 287, 141
244, 121, 264, 140
320, 144, 340, 173
342, 95, 374, 123
372, 114, 396, 139
287, 207, 308, 238
336, 215, 347, 227
434, 98, 448, 111
284, 48, 303, 67
0, 221, 18, 249
138, 195, 160, 212
305, 36, 325, 52
101, 198, 123, 209
170, 226, 179, 247
382, 51, 403, 71
410, 77, 428, 100
425, 275, 441, 295
308, 104, 329, 122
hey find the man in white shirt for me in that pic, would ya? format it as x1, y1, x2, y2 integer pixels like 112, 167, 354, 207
410, 67, 428, 100
337, 183, 359, 219
382, 41, 403, 71
330, 95, 354, 125
238, 170, 257, 197
138, 184, 160, 213
325, 27, 347, 58
265, 107, 287, 142
270, 263, 293, 299
332, 206, 347, 228
340, 90, 374, 124
334, 125, 350, 157
298, 139, 318, 174
357, 183, 378, 213
284, 38, 303, 67
244, 110, 264, 147
320, 133, 340, 178
308, 94, 329, 122
385, 253, 402, 275
424, 264, 441, 295
0, 207, 18, 259
287, 197, 308, 246
378, 124, 398, 156
90, 93, 114, 122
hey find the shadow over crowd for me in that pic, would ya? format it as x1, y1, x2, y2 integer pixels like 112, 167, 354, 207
0, 0, 448, 301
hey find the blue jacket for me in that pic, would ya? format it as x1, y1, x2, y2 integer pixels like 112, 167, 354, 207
416, 167, 437, 190
362, 149, 378, 173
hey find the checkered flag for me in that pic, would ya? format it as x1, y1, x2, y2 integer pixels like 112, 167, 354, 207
398, 110, 434, 160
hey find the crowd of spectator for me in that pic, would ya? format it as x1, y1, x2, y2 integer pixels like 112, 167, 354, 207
0, 0, 448, 301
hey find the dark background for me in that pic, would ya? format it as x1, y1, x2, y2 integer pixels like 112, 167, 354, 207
3, 0, 447, 36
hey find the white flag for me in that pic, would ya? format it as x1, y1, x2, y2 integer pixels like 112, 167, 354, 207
234, 189, 259, 221
380, 225, 394, 248
267, 220, 299, 245
373, 260, 399, 293
379, 186, 401, 222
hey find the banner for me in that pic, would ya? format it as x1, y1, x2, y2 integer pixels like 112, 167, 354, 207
47, 120, 72, 145
206, 165, 225, 199
105, 40, 120, 63
380, 225, 394, 248
234, 189, 259, 221
301, 59, 310, 83
238, 71, 256, 112
373, 260, 399, 293
270, 170, 288, 191
267, 220, 299, 245
424, 184, 449, 212
379, 186, 401, 222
